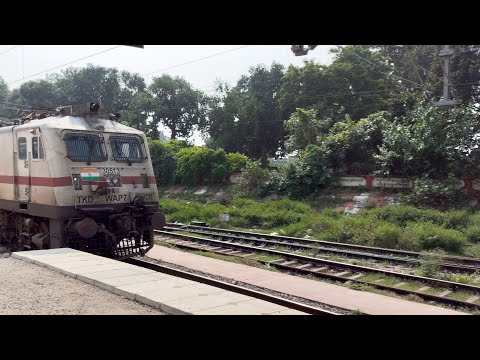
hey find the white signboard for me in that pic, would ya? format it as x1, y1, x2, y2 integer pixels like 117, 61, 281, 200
456, 179, 466, 189
219, 214, 230, 222
337, 177, 366, 187
472, 179, 480, 191
373, 178, 413, 188
229, 173, 243, 184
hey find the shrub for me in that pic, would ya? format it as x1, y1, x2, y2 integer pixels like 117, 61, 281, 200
464, 227, 480, 243
465, 244, 480, 258
226, 152, 250, 173
364, 205, 445, 227
236, 161, 270, 197
372, 223, 402, 248
443, 210, 471, 230
176, 147, 231, 185
401, 223, 468, 252
148, 139, 177, 185
278, 145, 335, 198
415, 249, 446, 278
401, 177, 469, 209
316, 217, 376, 246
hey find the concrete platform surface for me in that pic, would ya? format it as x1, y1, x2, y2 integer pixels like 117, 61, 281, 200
12, 249, 306, 315
146, 245, 467, 315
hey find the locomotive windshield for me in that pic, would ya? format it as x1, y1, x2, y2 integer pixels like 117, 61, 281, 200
64, 132, 107, 162
110, 135, 145, 163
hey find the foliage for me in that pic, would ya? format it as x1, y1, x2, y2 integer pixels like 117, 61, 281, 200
274, 145, 335, 198
415, 249, 446, 278
400, 177, 469, 209
236, 161, 271, 197
465, 244, 480, 258
147, 139, 177, 185
149, 74, 208, 140
0, 76, 10, 119
54, 65, 146, 113
376, 103, 480, 177
205, 63, 285, 166
318, 112, 387, 174
1, 46, 480, 188
464, 227, 480, 243
147, 140, 251, 186
160, 197, 480, 255
226, 152, 249, 173
400, 223, 468, 252
284, 108, 328, 152
175, 146, 231, 185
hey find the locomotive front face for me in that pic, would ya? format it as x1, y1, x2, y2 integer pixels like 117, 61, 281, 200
60, 130, 157, 207
49, 127, 163, 258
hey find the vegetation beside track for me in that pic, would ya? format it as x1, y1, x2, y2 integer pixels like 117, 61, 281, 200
160, 198, 480, 258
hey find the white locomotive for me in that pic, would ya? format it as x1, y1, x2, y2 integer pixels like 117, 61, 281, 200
0, 103, 164, 259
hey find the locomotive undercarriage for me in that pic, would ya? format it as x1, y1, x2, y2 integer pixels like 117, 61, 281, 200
0, 204, 162, 259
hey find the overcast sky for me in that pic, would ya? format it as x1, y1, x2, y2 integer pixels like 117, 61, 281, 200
0, 45, 337, 143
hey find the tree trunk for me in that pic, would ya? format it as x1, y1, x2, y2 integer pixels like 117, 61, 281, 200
260, 149, 268, 168
171, 128, 177, 140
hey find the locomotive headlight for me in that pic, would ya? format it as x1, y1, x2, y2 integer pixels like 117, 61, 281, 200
112, 175, 121, 186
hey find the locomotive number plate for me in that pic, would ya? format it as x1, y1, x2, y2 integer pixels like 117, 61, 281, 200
101, 167, 120, 175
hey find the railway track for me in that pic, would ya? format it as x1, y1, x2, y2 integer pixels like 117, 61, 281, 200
124, 257, 345, 315
155, 228, 480, 312
165, 222, 480, 273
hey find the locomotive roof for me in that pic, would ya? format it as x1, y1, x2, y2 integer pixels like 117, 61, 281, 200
0, 115, 144, 135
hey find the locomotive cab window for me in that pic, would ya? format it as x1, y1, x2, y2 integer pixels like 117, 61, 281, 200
110, 135, 145, 163
18, 137, 27, 160
32, 137, 44, 159
64, 132, 107, 163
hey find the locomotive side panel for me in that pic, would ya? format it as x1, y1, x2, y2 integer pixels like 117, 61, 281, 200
0, 130, 15, 202
27, 127, 57, 206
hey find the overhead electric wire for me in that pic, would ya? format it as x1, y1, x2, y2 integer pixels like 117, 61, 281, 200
7, 45, 122, 85
0, 45, 19, 57
342, 46, 422, 87
144, 45, 250, 76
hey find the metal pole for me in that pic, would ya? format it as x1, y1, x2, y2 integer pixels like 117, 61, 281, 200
434, 45, 461, 106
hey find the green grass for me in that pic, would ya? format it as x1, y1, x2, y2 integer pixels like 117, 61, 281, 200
154, 239, 180, 249
423, 287, 445, 296
446, 291, 477, 302
191, 250, 260, 266
250, 254, 283, 262
160, 198, 480, 256
171, 230, 211, 239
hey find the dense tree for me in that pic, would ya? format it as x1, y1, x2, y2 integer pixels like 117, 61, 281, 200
149, 75, 207, 140
0, 77, 10, 119
0, 77, 8, 102
278, 61, 333, 119
279, 46, 395, 124
284, 108, 331, 152
54, 65, 146, 113
121, 92, 154, 136
376, 102, 480, 178
205, 63, 285, 166
8, 79, 61, 108
4, 65, 146, 116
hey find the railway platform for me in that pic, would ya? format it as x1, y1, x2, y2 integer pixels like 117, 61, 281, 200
12, 248, 306, 315
146, 245, 466, 315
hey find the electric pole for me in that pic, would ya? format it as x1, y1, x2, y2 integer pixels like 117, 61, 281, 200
433, 45, 461, 106
433, 45, 480, 106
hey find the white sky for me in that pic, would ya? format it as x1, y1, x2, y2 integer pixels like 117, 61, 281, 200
0, 45, 337, 144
